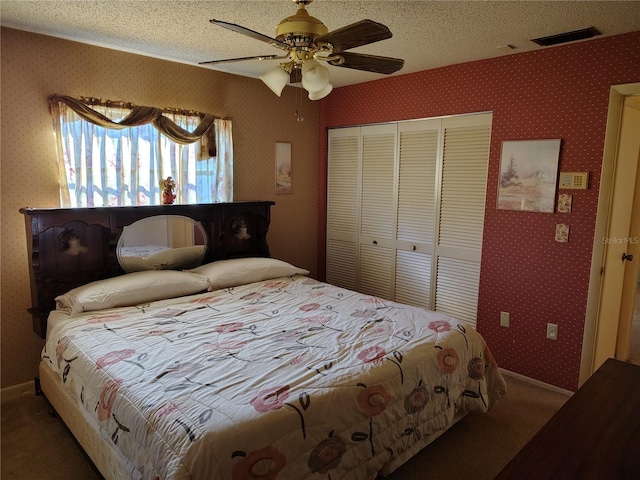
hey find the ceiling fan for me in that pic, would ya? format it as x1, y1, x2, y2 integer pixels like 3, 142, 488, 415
199, 0, 404, 100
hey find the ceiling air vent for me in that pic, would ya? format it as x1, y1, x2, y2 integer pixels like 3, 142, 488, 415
531, 27, 601, 47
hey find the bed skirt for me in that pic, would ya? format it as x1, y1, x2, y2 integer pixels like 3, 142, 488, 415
39, 361, 133, 480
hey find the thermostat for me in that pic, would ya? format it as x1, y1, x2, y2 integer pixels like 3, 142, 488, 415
559, 172, 589, 190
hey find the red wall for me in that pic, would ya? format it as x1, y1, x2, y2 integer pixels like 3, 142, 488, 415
316, 32, 640, 391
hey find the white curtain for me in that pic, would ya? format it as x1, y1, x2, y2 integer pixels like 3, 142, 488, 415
50, 98, 233, 207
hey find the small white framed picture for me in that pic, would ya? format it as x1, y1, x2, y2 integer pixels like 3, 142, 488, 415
275, 142, 292, 194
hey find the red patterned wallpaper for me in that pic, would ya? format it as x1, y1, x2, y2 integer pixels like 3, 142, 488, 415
316, 32, 640, 391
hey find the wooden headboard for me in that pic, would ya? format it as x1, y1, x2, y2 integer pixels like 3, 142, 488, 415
20, 201, 274, 338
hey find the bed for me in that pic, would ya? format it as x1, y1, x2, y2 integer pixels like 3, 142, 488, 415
22, 202, 507, 480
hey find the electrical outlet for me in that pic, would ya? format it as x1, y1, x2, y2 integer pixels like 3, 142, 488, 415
546, 323, 558, 340
500, 311, 510, 327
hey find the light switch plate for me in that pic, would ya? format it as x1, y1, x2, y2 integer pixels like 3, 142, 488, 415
500, 311, 510, 327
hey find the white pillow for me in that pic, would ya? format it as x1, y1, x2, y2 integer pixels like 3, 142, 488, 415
188, 257, 309, 290
55, 270, 210, 314
146, 245, 207, 270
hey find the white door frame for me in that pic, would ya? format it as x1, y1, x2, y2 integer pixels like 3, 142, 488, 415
580, 83, 640, 386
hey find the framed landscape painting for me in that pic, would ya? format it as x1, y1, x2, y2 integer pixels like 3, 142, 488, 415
497, 139, 561, 213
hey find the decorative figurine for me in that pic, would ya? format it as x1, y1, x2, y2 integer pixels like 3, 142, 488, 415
59, 229, 88, 255
160, 176, 176, 205
232, 218, 251, 240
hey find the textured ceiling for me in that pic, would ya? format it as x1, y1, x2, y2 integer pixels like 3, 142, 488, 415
2, 0, 640, 88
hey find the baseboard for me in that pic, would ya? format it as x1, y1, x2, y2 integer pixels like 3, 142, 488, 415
500, 368, 573, 396
1, 380, 36, 397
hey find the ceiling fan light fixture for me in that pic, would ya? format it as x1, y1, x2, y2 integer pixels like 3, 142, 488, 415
308, 82, 333, 100
260, 65, 290, 96
301, 59, 331, 93
206, 0, 404, 101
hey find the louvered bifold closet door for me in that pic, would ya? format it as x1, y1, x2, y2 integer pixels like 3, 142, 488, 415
326, 127, 360, 290
394, 120, 440, 309
435, 114, 492, 326
358, 124, 396, 299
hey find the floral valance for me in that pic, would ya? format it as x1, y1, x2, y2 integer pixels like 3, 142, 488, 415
49, 95, 221, 158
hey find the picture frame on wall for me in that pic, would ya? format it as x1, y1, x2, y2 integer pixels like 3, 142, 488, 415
275, 142, 292, 194
496, 139, 561, 213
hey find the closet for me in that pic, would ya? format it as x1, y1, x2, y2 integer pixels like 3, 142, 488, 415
326, 113, 492, 326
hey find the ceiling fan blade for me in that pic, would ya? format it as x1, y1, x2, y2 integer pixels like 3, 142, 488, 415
209, 19, 290, 50
314, 20, 392, 52
329, 52, 404, 74
199, 55, 284, 65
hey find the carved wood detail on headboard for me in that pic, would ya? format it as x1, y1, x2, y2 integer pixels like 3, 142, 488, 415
20, 201, 274, 338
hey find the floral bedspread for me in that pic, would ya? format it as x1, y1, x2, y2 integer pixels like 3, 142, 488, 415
43, 275, 507, 480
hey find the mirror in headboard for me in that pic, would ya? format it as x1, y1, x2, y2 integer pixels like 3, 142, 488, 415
20, 201, 274, 338
117, 215, 207, 272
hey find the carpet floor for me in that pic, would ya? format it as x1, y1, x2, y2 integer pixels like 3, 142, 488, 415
1, 372, 569, 480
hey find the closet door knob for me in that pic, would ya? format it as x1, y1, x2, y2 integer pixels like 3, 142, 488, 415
372, 240, 378, 245
411, 245, 417, 251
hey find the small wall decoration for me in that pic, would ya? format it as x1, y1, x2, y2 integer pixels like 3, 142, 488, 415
275, 142, 292, 194
555, 223, 570, 243
557, 193, 572, 213
497, 139, 561, 213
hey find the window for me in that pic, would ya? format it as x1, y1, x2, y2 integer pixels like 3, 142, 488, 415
50, 96, 233, 207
